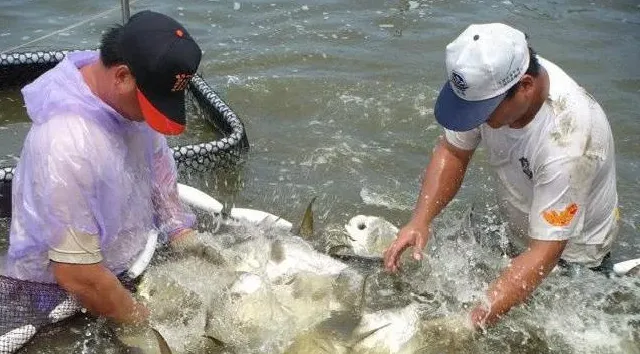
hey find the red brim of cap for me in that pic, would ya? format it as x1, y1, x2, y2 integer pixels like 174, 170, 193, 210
137, 89, 185, 135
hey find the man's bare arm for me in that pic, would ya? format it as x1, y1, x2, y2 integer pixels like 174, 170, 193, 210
411, 137, 475, 227
470, 239, 567, 327
52, 262, 149, 325
384, 137, 474, 271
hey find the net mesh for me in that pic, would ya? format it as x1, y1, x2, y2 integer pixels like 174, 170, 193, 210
0, 276, 77, 354
0, 273, 140, 354
0, 49, 248, 353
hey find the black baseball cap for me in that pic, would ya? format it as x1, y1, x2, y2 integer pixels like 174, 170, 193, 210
120, 10, 202, 135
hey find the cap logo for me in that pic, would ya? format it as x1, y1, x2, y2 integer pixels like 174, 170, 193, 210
175, 29, 184, 37
172, 73, 193, 92
497, 66, 523, 87
450, 71, 468, 93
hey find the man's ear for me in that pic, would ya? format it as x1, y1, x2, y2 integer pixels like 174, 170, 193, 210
113, 64, 136, 94
518, 74, 536, 96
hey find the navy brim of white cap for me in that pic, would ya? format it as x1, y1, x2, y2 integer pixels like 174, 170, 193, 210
434, 81, 506, 132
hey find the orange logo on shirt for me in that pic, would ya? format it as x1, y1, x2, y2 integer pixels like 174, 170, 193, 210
542, 203, 578, 227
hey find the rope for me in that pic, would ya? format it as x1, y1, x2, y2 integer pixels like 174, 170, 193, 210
0, 0, 141, 54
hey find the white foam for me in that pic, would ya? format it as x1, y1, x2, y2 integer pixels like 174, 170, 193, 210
359, 187, 412, 211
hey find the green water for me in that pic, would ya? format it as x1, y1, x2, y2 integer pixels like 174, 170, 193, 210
0, 0, 639, 352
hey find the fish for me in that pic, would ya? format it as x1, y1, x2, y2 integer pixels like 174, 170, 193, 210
343, 215, 399, 258
349, 304, 476, 354
283, 297, 476, 354
15, 314, 173, 354
327, 215, 425, 280
136, 198, 364, 353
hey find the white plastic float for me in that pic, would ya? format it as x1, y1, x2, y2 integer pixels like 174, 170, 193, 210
613, 258, 640, 277
126, 229, 159, 279
228, 207, 293, 231
177, 183, 224, 214
177, 182, 293, 231
0, 325, 36, 354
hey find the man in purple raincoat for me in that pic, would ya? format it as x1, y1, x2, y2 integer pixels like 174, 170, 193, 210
4, 11, 203, 325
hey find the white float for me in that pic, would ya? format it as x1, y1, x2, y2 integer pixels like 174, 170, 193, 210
127, 229, 159, 279
177, 183, 224, 214
613, 258, 640, 276
228, 207, 293, 231
177, 183, 293, 231
0, 325, 36, 354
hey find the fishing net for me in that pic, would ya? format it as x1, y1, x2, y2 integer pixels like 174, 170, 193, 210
0, 273, 141, 354
0, 276, 78, 354
0, 49, 249, 353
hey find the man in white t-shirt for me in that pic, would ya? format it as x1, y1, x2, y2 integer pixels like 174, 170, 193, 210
383, 23, 618, 328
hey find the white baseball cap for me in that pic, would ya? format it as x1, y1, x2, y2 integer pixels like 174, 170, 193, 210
434, 23, 530, 131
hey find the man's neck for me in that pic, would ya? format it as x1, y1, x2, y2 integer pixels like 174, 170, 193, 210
80, 62, 132, 121
80, 62, 106, 102
509, 68, 550, 129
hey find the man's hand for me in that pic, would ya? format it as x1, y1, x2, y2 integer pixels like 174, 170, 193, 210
383, 222, 431, 273
384, 138, 474, 274
467, 239, 567, 329
168, 228, 195, 244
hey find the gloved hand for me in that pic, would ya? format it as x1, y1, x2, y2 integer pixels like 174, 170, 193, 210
168, 229, 226, 265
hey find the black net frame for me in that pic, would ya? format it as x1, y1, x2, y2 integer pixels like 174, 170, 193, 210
0, 49, 250, 217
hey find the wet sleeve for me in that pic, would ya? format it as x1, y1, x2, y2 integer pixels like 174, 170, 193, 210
529, 154, 597, 241
150, 134, 197, 240
443, 127, 481, 151
25, 115, 102, 253
48, 229, 103, 264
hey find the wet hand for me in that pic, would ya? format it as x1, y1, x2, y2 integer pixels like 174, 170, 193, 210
469, 305, 490, 331
382, 223, 430, 273
169, 228, 196, 246
119, 301, 151, 327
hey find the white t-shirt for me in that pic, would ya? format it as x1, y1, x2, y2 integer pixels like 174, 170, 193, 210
445, 56, 618, 267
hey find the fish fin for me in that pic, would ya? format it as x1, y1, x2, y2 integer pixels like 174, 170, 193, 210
204, 307, 214, 333
628, 264, 640, 277
107, 326, 145, 354
295, 196, 317, 240
312, 337, 337, 353
109, 325, 171, 354
220, 202, 233, 219
327, 244, 353, 257
270, 239, 286, 263
331, 253, 384, 267
150, 328, 173, 354
317, 311, 362, 339
357, 272, 374, 312
350, 322, 392, 347
202, 334, 227, 348
203, 308, 229, 349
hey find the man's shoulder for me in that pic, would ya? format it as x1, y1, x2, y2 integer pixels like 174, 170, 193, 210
27, 113, 114, 159
33, 112, 108, 137
539, 56, 604, 113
